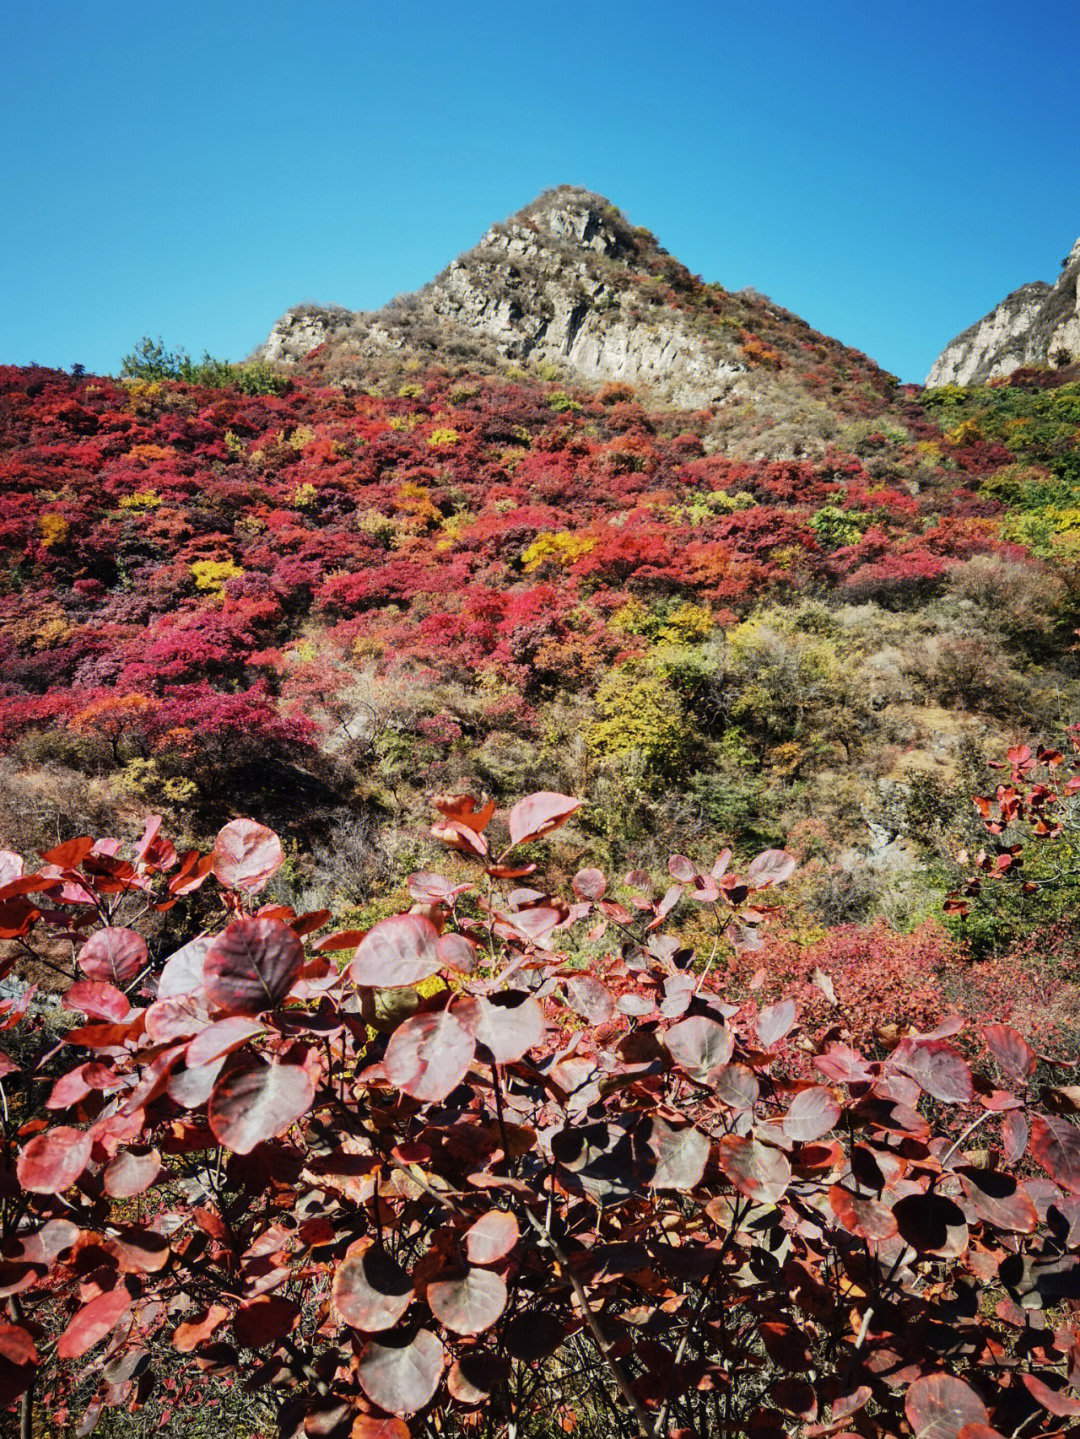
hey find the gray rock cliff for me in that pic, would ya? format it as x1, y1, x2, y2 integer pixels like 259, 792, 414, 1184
927, 237, 1080, 387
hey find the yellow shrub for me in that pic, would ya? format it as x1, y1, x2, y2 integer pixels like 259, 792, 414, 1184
428, 427, 459, 448
287, 425, 315, 451
292, 483, 317, 509
587, 664, 691, 771
656, 601, 714, 644
191, 558, 243, 595
521, 531, 597, 571
118, 490, 161, 510
39, 514, 69, 548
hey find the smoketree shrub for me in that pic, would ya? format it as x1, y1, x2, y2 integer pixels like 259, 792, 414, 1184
3, 798, 1080, 1436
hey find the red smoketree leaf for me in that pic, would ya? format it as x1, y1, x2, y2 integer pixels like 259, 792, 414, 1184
426, 1267, 507, 1335
1019, 1372, 1080, 1416
436, 933, 476, 974
646, 1118, 708, 1190
665, 1016, 733, 1082
0, 1323, 36, 1367
104, 1147, 162, 1199
350, 1418, 411, 1439
565, 976, 614, 1025
465, 1211, 519, 1266
208, 1057, 315, 1154
957, 1168, 1038, 1233
1030, 1115, 1080, 1194
757, 999, 797, 1047
188, 1016, 265, 1068
158, 936, 212, 998
234, 1296, 300, 1349
211, 818, 284, 893
894, 1193, 969, 1257
507, 792, 581, 847
333, 1248, 413, 1332
356, 1327, 445, 1417
905, 1374, 988, 1438
447, 1352, 507, 1406
384, 1010, 474, 1102
204, 917, 303, 1015
891, 1038, 973, 1104
454, 992, 544, 1063
76, 927, 147, 985
1002, 1110, 1028, 1166
64, 980, 130, 1021
828, 1185, 898, 1242
17, 1127, 92, 1194
350, 915, 441, 988
746, 848, 796, 888
173, 1305, 230, 1353
784, 1086, 841, 1143
716, 1136, 791, 1205
572, 868, 606, 901
982, 1023, 1036, 1083
56, 1285, 131, 1360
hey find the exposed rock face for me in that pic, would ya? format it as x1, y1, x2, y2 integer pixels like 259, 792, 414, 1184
256, 187, 745, 408
927, 237, 1080, 386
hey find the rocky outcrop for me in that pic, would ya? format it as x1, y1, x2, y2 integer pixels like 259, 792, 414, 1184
927, 237, 1080, 387
256, 187, 745, 408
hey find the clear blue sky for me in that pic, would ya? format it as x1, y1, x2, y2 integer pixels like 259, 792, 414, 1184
3, 0, 1078, 383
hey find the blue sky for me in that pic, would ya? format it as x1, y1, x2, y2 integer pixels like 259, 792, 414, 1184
3, 0, 1077, 383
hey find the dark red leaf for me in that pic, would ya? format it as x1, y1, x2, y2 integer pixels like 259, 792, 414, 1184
1030, 1115, 1080, 1194
905, 1374, 988, 1438
894, 1192, 969, 1257
208, 1056, 315, 1154
890, 1038, 973, 1104
828, 1185, 898, 1241
958, 1168, 1038, 1233
1001, 1110, 1028, 1166
234, 1296, 300, 1349
982, 1023, 1036, 1083
572, 868, 606, 902
565, 976, 614, 1025
204, 917, 303, 1015
17, 1127, 92, 1194
1020, 1372, 1080, 1416
447, 1351, 507, 1406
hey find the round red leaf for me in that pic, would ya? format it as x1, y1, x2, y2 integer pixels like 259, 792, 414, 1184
384, 1010, 474, 1103
208, 1057, 314, 1154
211, 819, 284, 893
356, 1327, 444, 1417
784, 1086, 841, 1143
17, 1127, 92, 1194
905, 1374, 988, 1438
716, 1135, 790, 1205
56, 1286, 131, 1360
507, 792, 581, 847
350, 915, 441, 989
333, 1248, 413, 1332
427, 1266, 507, 1335
76, 927, 147, 985
465, 1211, 519, 1266
104, 1147, 162, 1199
203, 917, 303, 1015
665, 1016, 733, 1082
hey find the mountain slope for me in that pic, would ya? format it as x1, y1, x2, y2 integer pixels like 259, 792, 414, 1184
256, 186, 899, 457
927, 236, 1080, 387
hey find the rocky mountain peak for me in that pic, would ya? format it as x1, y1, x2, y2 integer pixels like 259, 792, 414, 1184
927, 234, 1080, 387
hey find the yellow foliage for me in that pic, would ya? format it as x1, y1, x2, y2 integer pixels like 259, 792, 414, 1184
191, 558, 243, 595
398, 382, 423, 398
128, 443, 176, 462
287, 425, 315, 451
118, 490, 161, 510
428, 427, 459, 448
39, 513, 69, 548
292, 483, 317, 509
655, 601, 714, 644
586, 663, 690, 771
521, 531, 597, 571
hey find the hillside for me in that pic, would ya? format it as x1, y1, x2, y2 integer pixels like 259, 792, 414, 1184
927, 234, 1080, 386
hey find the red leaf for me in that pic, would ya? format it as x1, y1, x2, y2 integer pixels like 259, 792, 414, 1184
447, 1352, 507, 1406
384, 1010, 475, 1102
1001, 1110, 1028, 1166
1030, 1115, 1080, 1194
572, 868, 606, 902
17, 1127, 92, 1194
564, 976, 614, 1025
211, 819, 284, 894
427, 1267, 507, 1335
187, 1016, 265, 1068
350, 1417, 411, 1439
828, 1185, 898, 1242
784, 1087, 841, 1143
507, 792, 581, 847
63, 980, 130, 1021
76, 927, 147, 985
356, 1328, 444, 1417
905, 1374, 988, 1438
333, 1248, 412, 1332
350, 915, 441, 988
746, 848, 796, 888
0, 1323, 36, 1367
234, 1296, 300, 1349
454, 992, 544, 1064
173, 1305, 229, 1353
208, 1056, 315, 1154
203, 917, 303, 1015
890, 1037, 973, 1104
465, 1211, 519, 1266
665, 1016, 733, 1082
981, 1023, 1036, 1083
104, 1147, 162, 1199
893, 1192, 968, 1257
957, 1168, 1037, 1233
646, 1117, 708, 1190
1019, 1372, 1080, 1416
435, 933, 477, 974
716, 1136, 791, 1205
56, 1285, 131, 1360
757, 999, 797, 1048
39, 836, 93, 867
